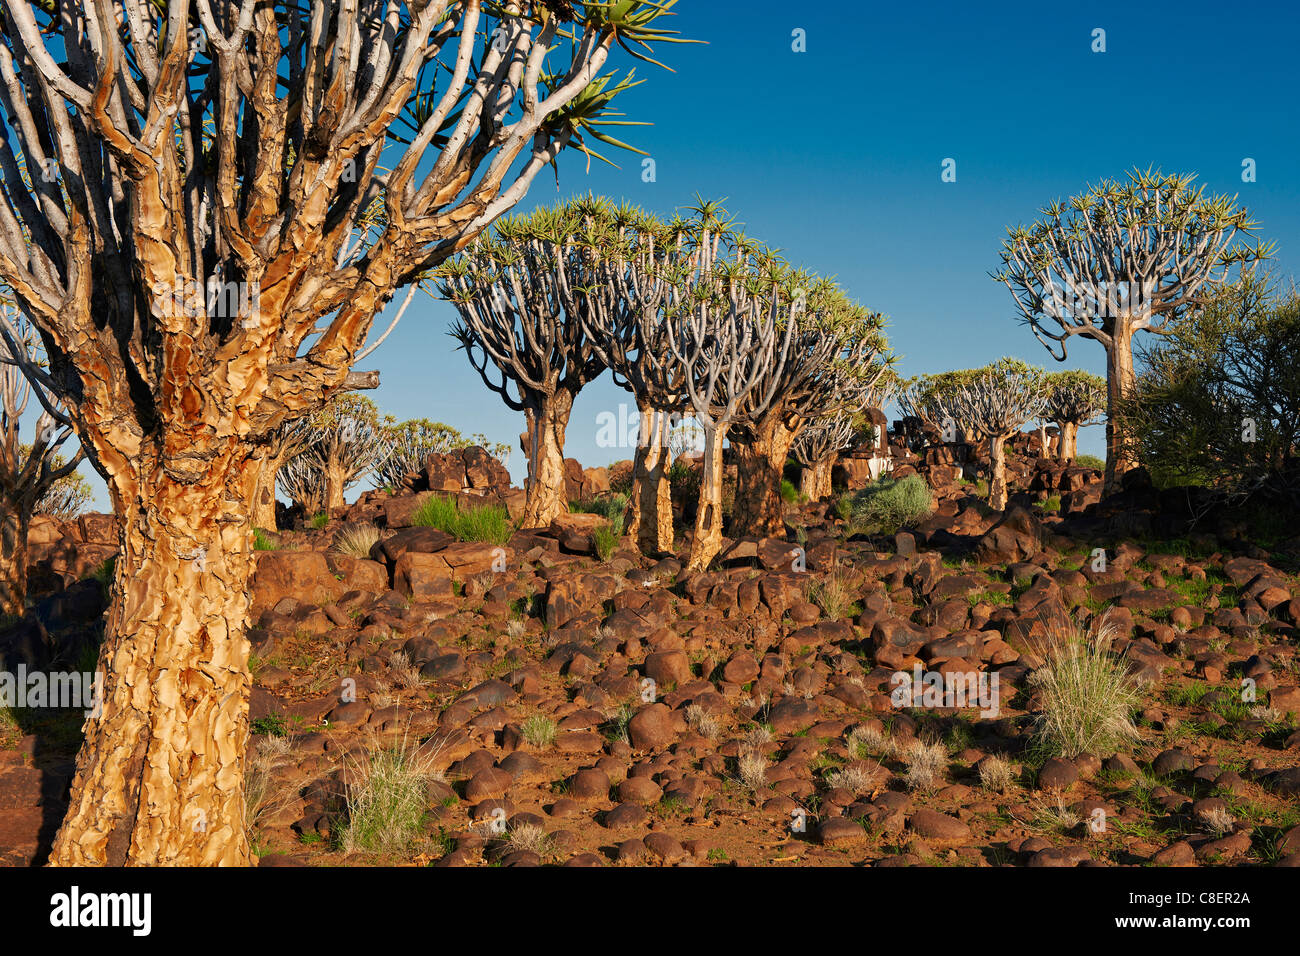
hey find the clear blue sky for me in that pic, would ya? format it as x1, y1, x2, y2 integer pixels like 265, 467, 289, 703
76, 0, 1300, 506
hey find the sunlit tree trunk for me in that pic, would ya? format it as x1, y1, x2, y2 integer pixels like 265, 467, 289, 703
628, 406, 673, 553
521, 391, 573, 528
50, 451, 258, 865
1105, 323, 1137, 492
989, 433, 1009, 511
731, 414, 797, 538
251, 452, 279, 531
688, 425, 727, 572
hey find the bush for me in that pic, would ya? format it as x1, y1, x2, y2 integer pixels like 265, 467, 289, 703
1028, 612, 1141, 759
339, 735, 442, 857
333, 523, 382, 558
570, 494, 628, 523
413, 495, 513, 545
1119, 277, 1300, 501
252, 528, 278, 551
593, 514, 624, 561
1074, 454, 1105, 471
847, 474, 933, 535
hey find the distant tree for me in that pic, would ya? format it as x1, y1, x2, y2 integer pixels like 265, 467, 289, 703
287, 394, 387, 514
945, 359, 1047, 510
995, 169, 1271, 493
1120, 275, 1300, 503
728, 278, 891, 538
33, 452, 94, 520
0, 297, 83, 614
372, 417, 509, 491
1042, 370, 1106, 461
439, 202, 612, 527
899, 369, 978, 444
791, 369, 895, 500
250, 419, 312, 532
574, 198, 689, 554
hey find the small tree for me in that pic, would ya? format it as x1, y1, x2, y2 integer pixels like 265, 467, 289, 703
1042, 370, 1106, 462
994, 169, 1271, 493
439, 202, 612, 527
575, 199, 690, 554
250, 419, 311, 532
946, 359, 1047, 510
34, 455, 94, 520
373, 418, 506, 491
728, 278, 891, 538
0, 298, 83, 614
286, 394, 388, 515
1120, 275, 1300, 503
791, 370, 895, 500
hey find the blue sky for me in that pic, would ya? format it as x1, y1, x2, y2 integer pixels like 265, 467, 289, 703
74, 0, 1300, 506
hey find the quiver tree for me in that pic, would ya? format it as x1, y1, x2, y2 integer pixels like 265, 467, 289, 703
34, 455, 94, 520
728, 275, 891, 538
574, 198, 690, 554
947, 359, 1047, 510
372, 417, 509, 491
277, 449, 324, 520
664, 211, 798, 571
0, 0, 684, 865
898, 369, 978, 448
440, 201, 617, 528
1042, 370, 1106, 461
250, 418, 311, 531
0, 297, 83, 614
994, 169, 1272, 493
791, 410, 854, 501
791, 369, 896, 500
297, 393, 387, 513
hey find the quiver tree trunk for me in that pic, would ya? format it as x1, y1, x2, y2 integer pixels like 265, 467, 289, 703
251, 453, 279, 531
988, 434, 1010, 511
0, 504, 30, 617
1057, 421, 1080, 461
324, 461, 348, 515
50, 454, 258, 866
521, 391, 574, 529
731, 416, 797, 538
627, 406, 674, 553
799, 456, 834, 500
688, 425, 728, 572
1104, 327, 1137, 493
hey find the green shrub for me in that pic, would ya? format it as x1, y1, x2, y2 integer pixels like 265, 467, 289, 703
847, 475, 933, 535
1119, 277, 1299, 499
570, 494, 628, 523
593, 514, 624, 561
413, 495, 514, 545
779, 479, 803, 504
308, 512, 328, 530
252, 528, 278, 551
1028, 612, 1141, 759
1074, 454, 1105, 471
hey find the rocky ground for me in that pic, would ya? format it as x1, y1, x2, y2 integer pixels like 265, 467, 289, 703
2, 442, 1299, 868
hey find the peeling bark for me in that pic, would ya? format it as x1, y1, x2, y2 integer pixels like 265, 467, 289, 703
0, 505, 30, 617
687, 426, 727, 572
989, 434, 1009, 511
521, 391, 573, 529
50, 453, 257, 866
731, 414, 797, 538
627, 406, 673, 553
799, 456, 834, 500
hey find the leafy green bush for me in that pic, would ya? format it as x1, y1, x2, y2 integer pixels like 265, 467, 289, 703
413, 495, 514, 545
1119, 277, 1300, 501
1074, 454, 1105, 471
308, 512, 328, 530
847, 475, 933, 535
779, 479, 803, 504
570, 494, 628, 523
593, 514, 624, 561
